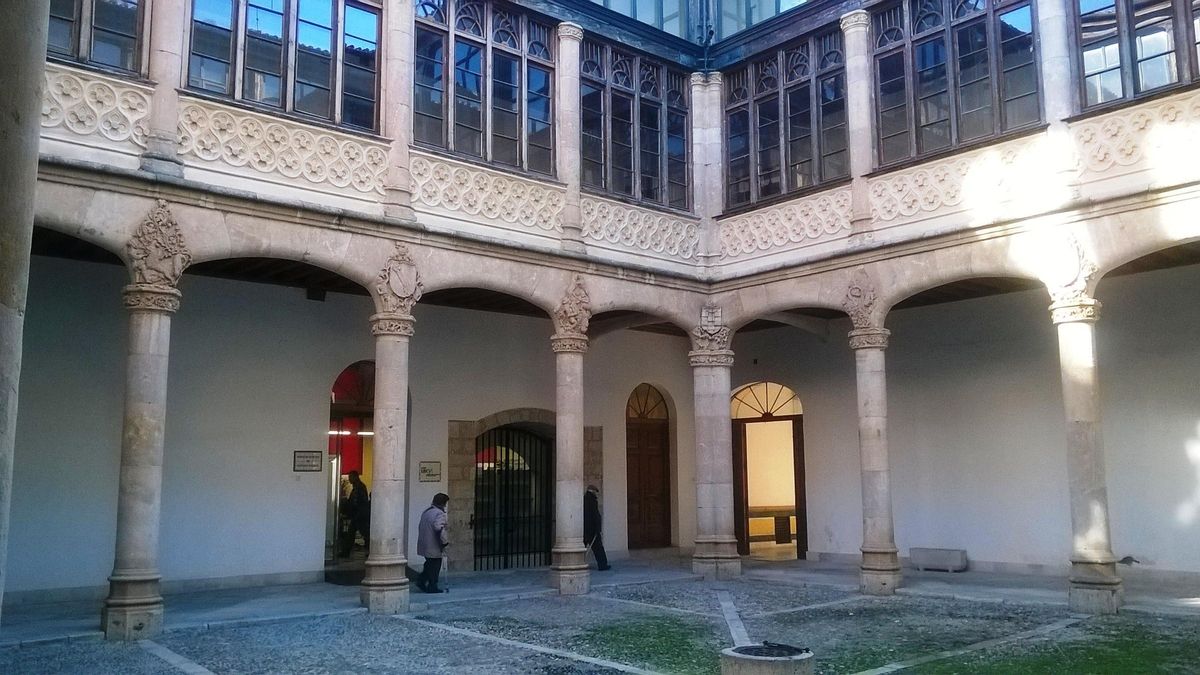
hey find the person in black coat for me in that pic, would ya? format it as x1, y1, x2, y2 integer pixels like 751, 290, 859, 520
340, 470, 371, 557
584, 485, 610, 570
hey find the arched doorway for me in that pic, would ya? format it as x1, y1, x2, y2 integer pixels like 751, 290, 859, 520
626, 383, 672, 549
731, 382, 807, 560
327, 360, 375, 578
473, 424, 554, 570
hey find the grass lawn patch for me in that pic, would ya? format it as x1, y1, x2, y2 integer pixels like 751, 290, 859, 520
578, 616, 722, 674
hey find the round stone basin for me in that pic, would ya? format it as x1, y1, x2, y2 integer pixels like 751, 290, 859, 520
720, 643, 814, 674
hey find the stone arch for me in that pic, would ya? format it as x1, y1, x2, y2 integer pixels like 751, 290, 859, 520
444, 408, 603, 570
1094, 236, 1200, 284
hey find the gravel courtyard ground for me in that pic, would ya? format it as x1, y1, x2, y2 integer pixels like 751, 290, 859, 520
2, 577, 1198, 673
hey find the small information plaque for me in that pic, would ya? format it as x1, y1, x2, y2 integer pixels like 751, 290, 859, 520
293, 450, 324, 472
419, 461, 442, 482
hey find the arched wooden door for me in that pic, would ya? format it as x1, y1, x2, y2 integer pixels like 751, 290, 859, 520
626, 384, 671, 549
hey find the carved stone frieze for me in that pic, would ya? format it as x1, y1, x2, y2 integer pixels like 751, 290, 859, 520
409, 153, 565, 232
370, 312, 416, 336
848, 328, 890, 350
42, 64, 150, 147
177, 99, 388, 193
1071, 89, 1200, 177
688, 350, 735, 367
128, 199, 191, 287
719, 188, 851, 258
842, 270, 878, 330
375, 243, 423, 315
553, 275, 591, 336
122, 284, 182, 314
580, 196, 699, 260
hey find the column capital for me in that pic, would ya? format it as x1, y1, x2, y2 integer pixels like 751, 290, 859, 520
848, 327, 890, 350
371, 312, 415, 336
840, 9, 871, 32
689, 349, 734, 367
122, 284, 181, 314
551, 332, 589, 353
1050, 298, 1101, 324
557, 21, 584, 42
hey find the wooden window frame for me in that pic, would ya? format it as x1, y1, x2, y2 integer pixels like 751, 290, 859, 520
723, 27, 848, 210
580, 39, 692, 212
1073, 0, 1200, 111
413, 0, 557, 176
47, 0, 150, 76
184, 0, 383, 132
871, 0, 1043, 167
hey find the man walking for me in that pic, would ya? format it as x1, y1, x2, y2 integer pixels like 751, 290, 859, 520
417, 492, 450, 592
584, 485, 610, 570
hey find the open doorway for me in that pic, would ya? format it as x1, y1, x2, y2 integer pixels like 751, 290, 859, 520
731, 382, 807, 561
325, 360, 375, 584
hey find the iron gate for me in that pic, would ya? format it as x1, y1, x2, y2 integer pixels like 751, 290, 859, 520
473, 426, 554, 570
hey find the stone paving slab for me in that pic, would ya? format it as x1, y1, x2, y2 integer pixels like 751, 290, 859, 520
593, 577, 856, 617
0, 639, 167, 674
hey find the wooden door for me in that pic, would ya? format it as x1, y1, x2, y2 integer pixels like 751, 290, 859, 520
626, 419, 671, 548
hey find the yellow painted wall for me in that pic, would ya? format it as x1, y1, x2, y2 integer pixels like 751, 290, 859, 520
746, 420, 795, 508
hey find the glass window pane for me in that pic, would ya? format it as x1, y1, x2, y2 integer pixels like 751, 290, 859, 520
414, 27, 445, 146
454, 40, 484, 156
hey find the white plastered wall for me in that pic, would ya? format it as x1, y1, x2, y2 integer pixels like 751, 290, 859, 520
9, 255, 698, 595
733, 263, 1200, 576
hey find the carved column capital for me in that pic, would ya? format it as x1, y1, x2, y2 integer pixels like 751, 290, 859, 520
551, 333, 589, 353
848, 327, 890, 350
122, 284, 182, 314
843, 269, 881, 330
557, 21, 583, 42
840, 9, 870, 32
1050, 298, 1101, 324
689, 349, 735, 368
371, 312, 416, 336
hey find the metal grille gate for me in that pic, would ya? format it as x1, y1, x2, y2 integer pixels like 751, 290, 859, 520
473, 426, 554, 570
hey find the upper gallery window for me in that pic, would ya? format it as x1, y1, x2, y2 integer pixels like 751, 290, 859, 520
580, 40, 691, 210
587, 0, 688, 38
48, 0, 144, 73
413, 0, 556, 176
718, 0, 810, 39
872, 0, 1040, 166
187, 0, 381, 131
724, 29, 848, 209
1077, 0, 1200, 108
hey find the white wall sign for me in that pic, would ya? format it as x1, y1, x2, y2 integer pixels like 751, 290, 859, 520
293, 451, 324, 472
419, 461, 442, 482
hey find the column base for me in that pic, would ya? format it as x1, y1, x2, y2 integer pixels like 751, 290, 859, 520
861, 548, 901, 595
1069, 560, 1123, 614
360, 556, 410, 614
103, 571, 163, 640
550, 546, 590, 595
693, 537, 741, 580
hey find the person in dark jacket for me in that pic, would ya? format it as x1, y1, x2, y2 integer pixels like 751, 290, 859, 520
340, 471, 370, 557
417, 493, 450, 592
584, 485, 610, 570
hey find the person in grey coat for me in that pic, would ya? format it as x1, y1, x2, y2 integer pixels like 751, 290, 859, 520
417, 492, 450, 593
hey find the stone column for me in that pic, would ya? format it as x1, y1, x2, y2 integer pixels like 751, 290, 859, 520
549, 276, 591, 594
104, 200, 192, 640
844, 275, 900, 595
556, 22, 585, 253
1051, 296, 1123, 614
690, 306, 740, 579
0, 0, 49, 622
383, 0, 416, 221
140, 0, 188, 175
840, 10, 873, 232
1036, 0, 1077, 124
690, 72, 723, 271
362, 243, 422, 613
